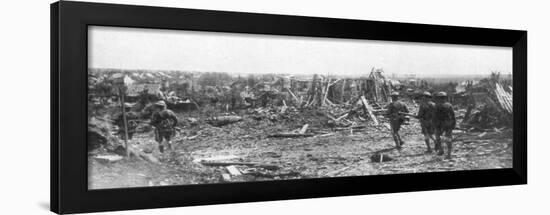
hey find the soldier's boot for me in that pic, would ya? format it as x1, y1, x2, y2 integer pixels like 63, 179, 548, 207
435, 140, 444, 155
167, 141, 173, 151
445, 140, 452, 159
392, 134, 401, 149
434, 135, 442, 152
398, 134, 405, 146
424, 137, 432, 153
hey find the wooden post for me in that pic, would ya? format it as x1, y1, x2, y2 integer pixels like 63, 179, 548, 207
118, 87, 130, 157
322, 78, 330, 106
340, 79, 346, 103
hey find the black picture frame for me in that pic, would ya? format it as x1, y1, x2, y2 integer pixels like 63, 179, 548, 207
51, 1, 527, 214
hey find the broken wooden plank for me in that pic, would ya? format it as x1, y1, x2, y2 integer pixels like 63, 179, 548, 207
372, 109, 387, 113
324, 112, 337, 121
207, 116, 243, 126
322, 78, 330, 106
226, 165, 242, 176
287, 88, 300, 103
193, 155, 240, 163
268, 133, 314, 138
315, 133, 335, 138
335, 113, 348, 121
281, 100, 288, 113
200, 161, 280, 170
333, 126, 367, 131
186, 135, 199, 140
360, 96, 379, 125
478, 132, 487, 138
93, 154, 124, 163
299, 124, 309, 134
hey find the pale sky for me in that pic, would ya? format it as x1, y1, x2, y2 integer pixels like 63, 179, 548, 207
89, 26, 512, 77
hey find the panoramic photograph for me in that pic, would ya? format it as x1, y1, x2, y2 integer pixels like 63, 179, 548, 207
87, 26, 513, 189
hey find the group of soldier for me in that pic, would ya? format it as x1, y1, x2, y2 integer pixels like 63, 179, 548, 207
113, 100, 178, 153
113, 88, 456, 159
385, 91, 456, 159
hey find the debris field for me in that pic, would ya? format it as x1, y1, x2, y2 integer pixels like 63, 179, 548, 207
88, 69, 513, 189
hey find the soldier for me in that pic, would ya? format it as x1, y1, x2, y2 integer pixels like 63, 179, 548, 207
114, 103, 140, 140
432, 92, 456, 159
258, 84, 276, 107
385, 92, 409, 149
150, 101, 179, 153
417, 91, 436, 153
240, 86, 255, 108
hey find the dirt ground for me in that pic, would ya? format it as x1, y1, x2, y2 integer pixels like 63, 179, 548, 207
88, 112, 513, 189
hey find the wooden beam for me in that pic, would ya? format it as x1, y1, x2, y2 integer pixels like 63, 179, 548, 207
281, 100, 287, 113
360, 96, 379, 125
299, 124, 309, 134
322, 78, 330, 106
287, 88, 300, 103
328, 79, 341, 87
200, 161, 280, 170
268, 133, 314, 138
335, 113, 348, 121
118, 87, 130, 157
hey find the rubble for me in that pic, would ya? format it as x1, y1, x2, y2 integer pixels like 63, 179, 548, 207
88, 69, 513, 188
88, 117, 119, 151
460, 74, 513, 130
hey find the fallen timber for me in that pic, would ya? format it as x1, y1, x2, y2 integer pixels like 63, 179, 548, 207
360, 96, 379, 125
206, 115, 243, 126
267, 133, 314, 138
199, 161, 280, 171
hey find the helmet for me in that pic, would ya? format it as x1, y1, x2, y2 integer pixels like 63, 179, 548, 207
435, 92, 447, 97
422, 91, 432, 97
154, 100, 167, 107
390, 92, 400, 97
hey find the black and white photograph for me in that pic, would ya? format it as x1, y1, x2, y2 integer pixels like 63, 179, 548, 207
87, 26, 513, 190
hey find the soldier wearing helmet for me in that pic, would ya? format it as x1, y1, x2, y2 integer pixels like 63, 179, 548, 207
432, 92, 456, 159
150, 100, 179, 153
113, 103, 140, 140
416, 91, 436, 153
385, 91, 409, 149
